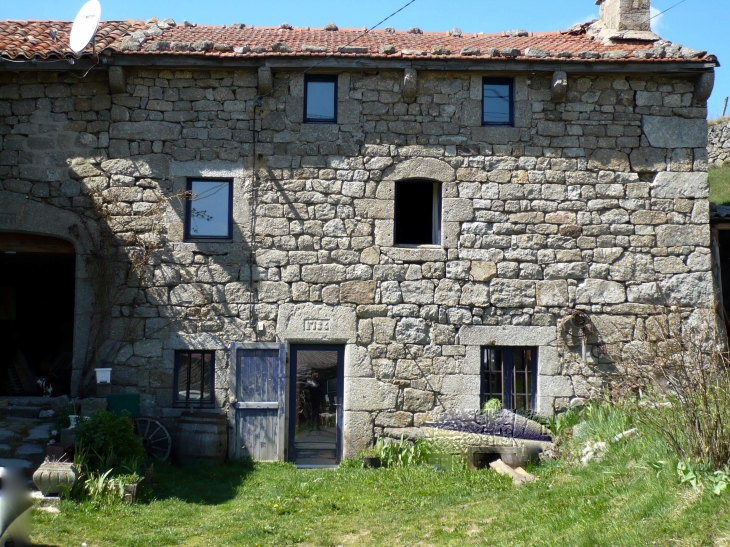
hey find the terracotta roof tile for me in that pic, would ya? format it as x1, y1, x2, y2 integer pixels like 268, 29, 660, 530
0, 19, 713, 63
0, 19, 150, 59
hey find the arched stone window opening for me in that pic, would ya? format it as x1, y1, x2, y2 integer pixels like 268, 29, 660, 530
394, 179, 442, 246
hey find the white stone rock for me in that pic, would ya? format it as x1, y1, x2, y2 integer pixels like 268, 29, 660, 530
575, 279, 625, 304
651, 172, 709, 199
395, 317, 429, 344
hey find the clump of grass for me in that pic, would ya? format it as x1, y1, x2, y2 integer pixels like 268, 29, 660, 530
709, 165, 730, 205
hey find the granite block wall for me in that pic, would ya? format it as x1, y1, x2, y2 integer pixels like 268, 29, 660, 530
0, 66, 713, 456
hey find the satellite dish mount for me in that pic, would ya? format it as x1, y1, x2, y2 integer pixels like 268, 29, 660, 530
69, 0, 102, 56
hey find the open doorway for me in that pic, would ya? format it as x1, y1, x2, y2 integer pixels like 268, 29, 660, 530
289, 345, 344, 466
0, 233, 75, 396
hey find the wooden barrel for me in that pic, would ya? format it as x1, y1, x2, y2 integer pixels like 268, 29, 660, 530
174, 411, 228, 465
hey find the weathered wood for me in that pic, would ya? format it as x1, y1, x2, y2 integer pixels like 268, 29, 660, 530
235, 401, 279, 409
173, 412, 228, 465
233, 345, 285, 461
97, 55, 717, 75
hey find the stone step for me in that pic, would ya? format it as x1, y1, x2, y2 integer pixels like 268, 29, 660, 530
295, 458, 338, 467
295, 441, 336, 449
295, 448, 337, 459
0, 406, 49, 419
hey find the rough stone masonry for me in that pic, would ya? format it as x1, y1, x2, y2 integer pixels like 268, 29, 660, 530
0, 0, 718, 458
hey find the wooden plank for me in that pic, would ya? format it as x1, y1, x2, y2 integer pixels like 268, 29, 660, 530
235, 402, 278, 409
0, 233, 75, 253
103, 55, 717, 74
234, 346, 284, 461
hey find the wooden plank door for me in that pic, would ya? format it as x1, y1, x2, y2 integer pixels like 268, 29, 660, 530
232, 343, 285, 461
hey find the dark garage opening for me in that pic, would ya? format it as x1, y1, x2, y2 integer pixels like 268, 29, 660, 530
0, 233, 75, 396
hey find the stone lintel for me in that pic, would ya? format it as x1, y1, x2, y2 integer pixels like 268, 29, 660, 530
276, 303, 356, 343
383, 157, 456, 182
171, 160, 247, 178
457, 325, 556, 346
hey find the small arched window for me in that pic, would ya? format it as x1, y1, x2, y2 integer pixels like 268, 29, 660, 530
394, 179, 441, 246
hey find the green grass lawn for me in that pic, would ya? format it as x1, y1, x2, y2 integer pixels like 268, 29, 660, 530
710, 165, 730, 205
31, 429, 730, 547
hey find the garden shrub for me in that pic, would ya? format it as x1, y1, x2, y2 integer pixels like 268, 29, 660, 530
74, 409, 145, 471
607, 309, 730, 469
374, 436, 432, 468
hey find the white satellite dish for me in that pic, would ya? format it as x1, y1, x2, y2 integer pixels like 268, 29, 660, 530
69, 0, 101, 55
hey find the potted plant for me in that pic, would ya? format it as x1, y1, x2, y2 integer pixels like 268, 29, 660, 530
95, 368, 112, 384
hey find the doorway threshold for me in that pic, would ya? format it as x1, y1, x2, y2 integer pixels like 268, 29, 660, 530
295, 463, 338, 469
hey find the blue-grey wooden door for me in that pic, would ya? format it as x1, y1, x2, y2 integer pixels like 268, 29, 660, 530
232, 343, 285, 461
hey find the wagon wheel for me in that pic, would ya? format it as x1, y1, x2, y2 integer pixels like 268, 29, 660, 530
134, 417, 172, 461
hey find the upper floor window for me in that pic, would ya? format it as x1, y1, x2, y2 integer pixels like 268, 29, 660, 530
481, 347, 536, 411
482, 77, 513, 126
174, 350, 215, 408
304, 75, 337, 123
185, 179, 233, 239
394, 180, 441, 246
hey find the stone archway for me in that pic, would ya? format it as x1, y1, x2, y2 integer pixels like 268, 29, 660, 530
0, 193, 97, 396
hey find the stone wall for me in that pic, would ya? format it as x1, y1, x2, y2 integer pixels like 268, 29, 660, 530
708, 118, 730, 167
0, 66, 713, 457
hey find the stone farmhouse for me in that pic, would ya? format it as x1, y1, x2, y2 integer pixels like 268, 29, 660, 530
0, 0, 718, 464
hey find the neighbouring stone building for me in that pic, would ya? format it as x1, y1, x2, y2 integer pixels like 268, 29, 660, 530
0, 0, 718, 463
708, 118, 730, 167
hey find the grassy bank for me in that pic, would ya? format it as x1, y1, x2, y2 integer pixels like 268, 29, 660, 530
710, 165, 730, 205
32, 406, 730, 547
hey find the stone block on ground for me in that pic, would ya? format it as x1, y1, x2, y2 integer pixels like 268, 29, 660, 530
489, 459, 535, 485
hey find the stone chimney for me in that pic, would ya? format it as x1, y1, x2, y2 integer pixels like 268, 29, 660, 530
596, 0, 651, 32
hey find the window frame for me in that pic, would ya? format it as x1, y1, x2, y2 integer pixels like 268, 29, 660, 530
480, 347, 537, 410
173, 350, 216, 408
393, 179, 442, 247
184, 178, 234, 241
303, 74, 338, 124
481, 77, 514, 127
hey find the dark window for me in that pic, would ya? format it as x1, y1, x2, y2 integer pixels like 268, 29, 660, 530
482, 77, 513, 126
185, 179, 233, 239
304, 75, 337, 123
481, 347, 536, 410
394, 180, 441, 245
174, 350, 215, 408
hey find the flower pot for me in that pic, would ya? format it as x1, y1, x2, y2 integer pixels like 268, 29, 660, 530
95, 368, 112, 384
46, 442, 75, 462
123, 482, 140, 504
33, 461, 78, 496
362, 456, 381, 468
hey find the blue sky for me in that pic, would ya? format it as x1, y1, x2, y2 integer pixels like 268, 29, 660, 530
5, 0, 728, 117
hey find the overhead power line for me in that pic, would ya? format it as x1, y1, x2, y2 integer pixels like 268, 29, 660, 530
649, 0, 689, 20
